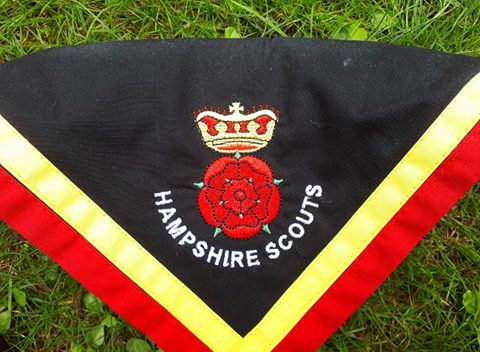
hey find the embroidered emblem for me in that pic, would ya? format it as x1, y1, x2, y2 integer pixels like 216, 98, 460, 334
194, 102, 283, 239
154, 101, 321, 264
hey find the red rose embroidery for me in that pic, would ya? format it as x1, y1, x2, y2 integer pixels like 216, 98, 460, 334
198, 156, 281, 239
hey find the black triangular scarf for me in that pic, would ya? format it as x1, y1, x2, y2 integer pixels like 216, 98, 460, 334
0, 39, 479, 351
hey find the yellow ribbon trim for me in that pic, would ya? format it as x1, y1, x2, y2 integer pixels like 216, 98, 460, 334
0, 71, 479, 352
0, 117, 242, 350
234, 72, 480, 351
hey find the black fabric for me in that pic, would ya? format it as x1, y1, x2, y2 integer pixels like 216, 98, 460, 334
0, 39, 478, 335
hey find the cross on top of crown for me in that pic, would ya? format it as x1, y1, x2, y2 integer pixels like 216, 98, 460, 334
229, 102, 244, 114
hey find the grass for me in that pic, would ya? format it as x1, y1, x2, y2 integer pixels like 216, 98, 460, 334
0, 0, 479, 351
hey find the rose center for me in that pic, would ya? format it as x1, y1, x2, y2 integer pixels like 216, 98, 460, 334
233, 190, 247, 201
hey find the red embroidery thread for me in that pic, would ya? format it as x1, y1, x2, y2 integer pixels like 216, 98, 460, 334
198, 156, 281, 239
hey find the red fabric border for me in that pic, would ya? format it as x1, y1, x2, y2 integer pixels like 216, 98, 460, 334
0, 168, 209, 352
274, 122, 480, 351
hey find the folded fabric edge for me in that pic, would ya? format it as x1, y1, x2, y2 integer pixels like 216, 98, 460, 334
0, 166, 210, 352
273, 120, 480, 351
0, 122, 478, 351
0, 120, 478, 351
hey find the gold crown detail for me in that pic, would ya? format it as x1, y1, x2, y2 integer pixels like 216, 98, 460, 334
194, 102, 279, 154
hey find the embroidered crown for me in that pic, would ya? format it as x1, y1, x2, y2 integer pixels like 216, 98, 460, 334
194, 102, 279, 154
